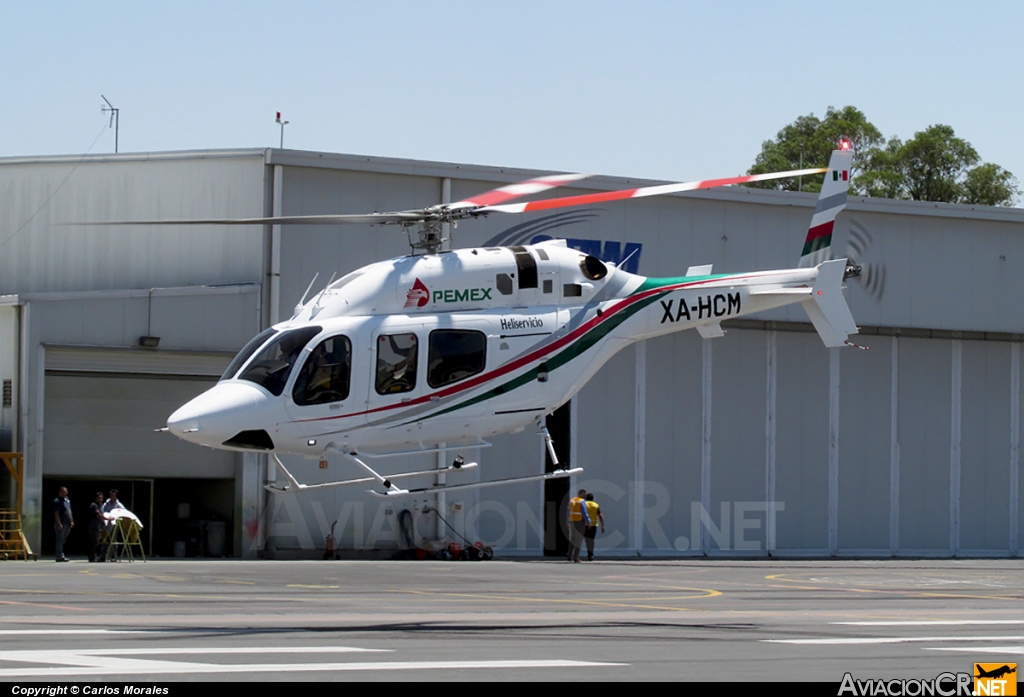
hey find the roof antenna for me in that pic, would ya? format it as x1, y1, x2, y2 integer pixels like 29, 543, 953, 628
101, 95, 119, 153
276, 112, 289, 149
616, 246, 640, 271
310, 271, 337, 318
292, 272, 319, 317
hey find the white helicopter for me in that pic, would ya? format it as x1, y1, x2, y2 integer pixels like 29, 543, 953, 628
135, 142, 858, 498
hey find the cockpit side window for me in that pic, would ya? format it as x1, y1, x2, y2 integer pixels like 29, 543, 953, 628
376, 333, 418, 395
221, 328, 277, 381
238, 326, 322, 396
292, 335, 352, 406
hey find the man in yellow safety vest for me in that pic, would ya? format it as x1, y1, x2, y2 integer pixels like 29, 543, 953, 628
584, 493, 605, 561
566, 489, 590, 563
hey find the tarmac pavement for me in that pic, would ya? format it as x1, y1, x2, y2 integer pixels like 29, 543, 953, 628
0, 557, 1021, 682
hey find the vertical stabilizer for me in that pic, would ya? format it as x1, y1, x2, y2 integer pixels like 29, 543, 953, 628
802, 259, 859, 347
798, 147, 854, 268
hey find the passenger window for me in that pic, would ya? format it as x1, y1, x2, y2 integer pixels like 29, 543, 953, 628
238, 326, 322, 396
376, 333, 418, 395
292, 335, 352, 406
428, 330, 487, 389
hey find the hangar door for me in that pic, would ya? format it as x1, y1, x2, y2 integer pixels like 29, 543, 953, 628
42, 347, 239, 557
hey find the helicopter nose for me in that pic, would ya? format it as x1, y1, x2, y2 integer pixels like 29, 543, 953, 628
167, 381, 277, 450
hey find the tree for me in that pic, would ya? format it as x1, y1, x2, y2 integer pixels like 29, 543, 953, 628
962, 162, 1020, 207
900, 125, 978, 203
750, 114, 1019, 206
747, 106, 883, 193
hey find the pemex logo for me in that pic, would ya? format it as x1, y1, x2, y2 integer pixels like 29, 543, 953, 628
404, 278, 430, 308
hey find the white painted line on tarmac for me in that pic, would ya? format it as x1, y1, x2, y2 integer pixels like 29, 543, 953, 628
764, 635, 1024, 645
833, 620, 1024, 626
926, 646, 1024, 654
0, 629, 143, 635
36, 646, 392, 656
0, 655, 624, 678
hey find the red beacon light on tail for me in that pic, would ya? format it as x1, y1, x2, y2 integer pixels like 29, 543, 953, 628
838, 136, 853, 151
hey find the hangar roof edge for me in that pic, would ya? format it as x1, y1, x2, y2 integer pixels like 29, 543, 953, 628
3, 147, 1021, 225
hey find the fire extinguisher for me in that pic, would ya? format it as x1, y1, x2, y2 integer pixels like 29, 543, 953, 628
324, 521, 337, 560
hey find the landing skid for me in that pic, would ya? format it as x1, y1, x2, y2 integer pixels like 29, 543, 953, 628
265, 453, 478, 493
366, 467, 583, 498
266, 423, 578, 497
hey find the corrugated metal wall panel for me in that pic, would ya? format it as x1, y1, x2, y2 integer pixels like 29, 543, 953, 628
576, 345, 636, 552
837, 335, 894, 551
959, 340, 1012, 551
709, 329, 767, 552
774, 331, 830, 551
898, 337, 953, 551
46, 346, 232, 377
644, 332, 703, 552
43, 374, 236, 479
0, 154, 265, 296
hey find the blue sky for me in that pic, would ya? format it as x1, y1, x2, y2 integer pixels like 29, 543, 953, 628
3, 1, 1022, 191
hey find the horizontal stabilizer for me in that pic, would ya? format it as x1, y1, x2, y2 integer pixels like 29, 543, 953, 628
695, 323, 725, 339
748, 287, 812, 297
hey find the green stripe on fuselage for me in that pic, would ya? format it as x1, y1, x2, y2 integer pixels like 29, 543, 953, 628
411, 288, 672, 423
636, 273, 726, 293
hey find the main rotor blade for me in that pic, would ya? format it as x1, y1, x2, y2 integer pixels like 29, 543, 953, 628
477, 167, 828, 214
69, 212, 428, 226
445, 172, 592, 210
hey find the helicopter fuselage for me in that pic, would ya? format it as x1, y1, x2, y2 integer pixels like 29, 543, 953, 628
167, 239, 824, 458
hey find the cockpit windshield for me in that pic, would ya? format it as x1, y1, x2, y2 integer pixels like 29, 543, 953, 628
237, 326, 322, 396
221, 328, 277, 381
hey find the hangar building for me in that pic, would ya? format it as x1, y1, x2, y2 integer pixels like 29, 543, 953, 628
1, 147, 1021, 558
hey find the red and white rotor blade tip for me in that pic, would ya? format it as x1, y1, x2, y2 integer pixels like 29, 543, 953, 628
478, 167, 827, 214
446, 172, 592, 210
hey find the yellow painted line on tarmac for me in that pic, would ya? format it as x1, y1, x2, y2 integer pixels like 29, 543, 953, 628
286, 584, 341, 589
388, 588, 718, 612
764, 579, 1020, 602
581, 580, 722, 595
212, 579, 256, 585
0, 587, 242, 601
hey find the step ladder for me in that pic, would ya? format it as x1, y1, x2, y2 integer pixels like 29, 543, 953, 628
0, 509, 32, 560
1, 453, 34, 560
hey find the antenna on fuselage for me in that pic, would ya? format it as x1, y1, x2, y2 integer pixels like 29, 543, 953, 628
617, 246, 640, 271
310, 271, 337, 318
293, 272, 320, 317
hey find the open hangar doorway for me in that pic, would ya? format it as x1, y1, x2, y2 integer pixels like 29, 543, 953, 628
40, 476, 234, 558
41, 476, 153, 557
43, 366, 240, 558
543, 403, 572, 557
